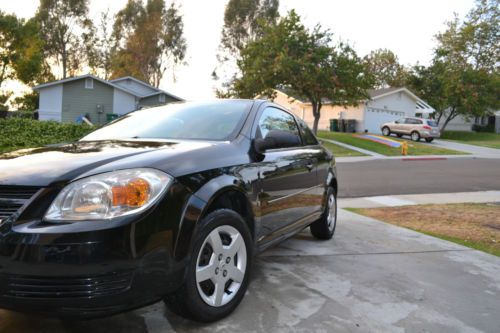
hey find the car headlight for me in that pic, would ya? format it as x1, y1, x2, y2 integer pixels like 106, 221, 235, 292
44, 168, 172, 222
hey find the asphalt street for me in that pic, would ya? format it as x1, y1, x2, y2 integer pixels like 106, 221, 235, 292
337, 157, 500, 198
1, 209, 498, 332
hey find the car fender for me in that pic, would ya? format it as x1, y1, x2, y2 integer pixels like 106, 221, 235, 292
172, 174, 253, 261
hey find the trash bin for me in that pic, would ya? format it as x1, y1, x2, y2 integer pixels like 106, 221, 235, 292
329, 119, 339, 132
339, 119, 346, 132
106, 113, 120, 122
346, 119, 356, 133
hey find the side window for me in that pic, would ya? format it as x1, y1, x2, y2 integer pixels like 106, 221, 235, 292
404, 118, 414, 124
298, 119, 318, 145
257, 107, 301, 145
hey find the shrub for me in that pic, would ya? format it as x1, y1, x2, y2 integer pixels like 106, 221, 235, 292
0, 118, 95, 153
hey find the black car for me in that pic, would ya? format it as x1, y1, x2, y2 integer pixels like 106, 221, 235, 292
0, 100, 338, 321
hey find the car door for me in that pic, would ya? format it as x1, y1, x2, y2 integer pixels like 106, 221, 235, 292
402, 118, 415, 134
392, 118, 405, 134
255, 107, 320, 241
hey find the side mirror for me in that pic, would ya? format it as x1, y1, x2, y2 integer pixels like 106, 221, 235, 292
253, 130, 301, 154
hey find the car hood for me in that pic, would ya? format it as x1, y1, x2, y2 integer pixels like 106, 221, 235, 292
0, 140, 216, 187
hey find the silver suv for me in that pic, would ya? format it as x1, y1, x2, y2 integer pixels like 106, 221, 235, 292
381, 117, 440, 142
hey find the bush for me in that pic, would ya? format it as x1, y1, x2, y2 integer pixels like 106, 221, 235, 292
0, 118, 96, 153
472, 123, 495, 133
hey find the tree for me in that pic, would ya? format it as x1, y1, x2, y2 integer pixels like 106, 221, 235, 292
35, 0, 93, 79
87, 9, 115, 80
0, 12, 44, 110
230, 11, 372, 133
411, 0, 500, 132
215, 0, 279, 96
220, 0, 279, 57
363, 49, 409, 88
111, 0, 187, 87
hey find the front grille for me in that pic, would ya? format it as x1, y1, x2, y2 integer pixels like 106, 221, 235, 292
3, 271, 133, 299
0, 185, 41, 220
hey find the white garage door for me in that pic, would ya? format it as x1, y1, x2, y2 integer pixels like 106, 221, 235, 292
364, 108, 405, 134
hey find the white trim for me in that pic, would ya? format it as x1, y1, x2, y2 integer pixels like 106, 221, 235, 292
33, 74, 183, 101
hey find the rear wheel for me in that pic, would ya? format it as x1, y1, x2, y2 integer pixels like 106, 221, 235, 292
310, 187, 337, 240
411, 131, 420, 142
382, 127, 391, 136
164, 209, 252, 322
425, 138, 434, 143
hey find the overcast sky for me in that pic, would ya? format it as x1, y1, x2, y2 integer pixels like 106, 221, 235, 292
2, 0, 475, 100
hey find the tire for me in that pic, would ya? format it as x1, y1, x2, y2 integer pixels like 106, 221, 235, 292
411, 131, 420, 142
382, 127, 391, 136
425, 138, 434, 143
164, 209, 252, 322
310, 187, 337, 240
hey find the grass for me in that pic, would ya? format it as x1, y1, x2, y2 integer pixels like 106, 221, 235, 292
441, 131, 500, 149
318, 131, 466, 156
347, 203, 500, 257
321, 140, 365, 157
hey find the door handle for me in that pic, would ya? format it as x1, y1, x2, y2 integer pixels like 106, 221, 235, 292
306, 162, 314, 171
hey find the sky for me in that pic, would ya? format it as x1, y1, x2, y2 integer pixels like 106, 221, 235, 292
1, 0, 476, 101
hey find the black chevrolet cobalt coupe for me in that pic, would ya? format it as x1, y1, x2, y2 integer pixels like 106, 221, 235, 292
0, 100, 337, 321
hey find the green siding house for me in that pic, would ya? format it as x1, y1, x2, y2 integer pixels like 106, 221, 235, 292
33, 74, 183, 124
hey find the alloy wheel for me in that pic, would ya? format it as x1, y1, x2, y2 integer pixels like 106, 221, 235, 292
327, 193, 336, 231
195, 225, 247, 307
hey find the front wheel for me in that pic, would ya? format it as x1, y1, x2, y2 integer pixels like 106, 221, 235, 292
164, 209, 252, 322
382, 127, 391, 136
310, 187, 337, 240
411, 131, 421, 142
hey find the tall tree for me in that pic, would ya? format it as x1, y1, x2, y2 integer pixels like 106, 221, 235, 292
230, 11, 372, 134
87, 9, 115, 80
215, 0, 279, 95
220, 0, 279, 57
111, 0, 187, 87
363, 49, 409, 88
36, 0, 93, 79
0, 12, 44, 109
408, 0, 499, 132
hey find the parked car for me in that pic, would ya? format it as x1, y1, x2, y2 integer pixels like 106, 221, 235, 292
0, 100, 338, 321
381, 117, 440, 142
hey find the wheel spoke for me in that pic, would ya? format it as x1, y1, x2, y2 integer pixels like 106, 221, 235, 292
226, 233, 243, 258
208, 230, 223, 254
213, 281, 225, 306
227, 264, 245, 283
196, 256, 215, 282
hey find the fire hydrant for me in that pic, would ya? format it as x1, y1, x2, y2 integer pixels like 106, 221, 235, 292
401, 141, 408, 155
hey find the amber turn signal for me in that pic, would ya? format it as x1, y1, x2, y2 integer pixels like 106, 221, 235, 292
112, 178, 151, 207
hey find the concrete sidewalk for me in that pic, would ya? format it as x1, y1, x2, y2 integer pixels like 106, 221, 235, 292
433, 139, 500, 157
1, 206, 499, 332
339, 190, 500, 209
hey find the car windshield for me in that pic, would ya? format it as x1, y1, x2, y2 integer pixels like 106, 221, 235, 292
81, 100, 252, 141
427, 120, 438, 127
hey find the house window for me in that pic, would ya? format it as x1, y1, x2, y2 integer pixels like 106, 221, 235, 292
85, 78, 94, 89
158, 94, 166, 103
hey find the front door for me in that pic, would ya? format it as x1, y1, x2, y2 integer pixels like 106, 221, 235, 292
255, 107, 320, 241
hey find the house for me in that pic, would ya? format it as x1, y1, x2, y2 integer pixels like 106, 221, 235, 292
272, 87, 435, 133
33, 74, 183, 124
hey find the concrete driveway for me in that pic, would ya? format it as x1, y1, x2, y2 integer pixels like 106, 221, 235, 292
1, 208, 498, 332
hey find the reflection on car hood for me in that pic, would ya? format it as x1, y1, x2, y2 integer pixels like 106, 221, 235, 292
0, 140, 211, 186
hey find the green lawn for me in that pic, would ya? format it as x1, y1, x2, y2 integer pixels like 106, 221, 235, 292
321, 140, 365, 157
318, 131, 466, 156
441, 131, 500, 149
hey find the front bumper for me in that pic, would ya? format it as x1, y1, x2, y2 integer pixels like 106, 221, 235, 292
0, 184, 193, 318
